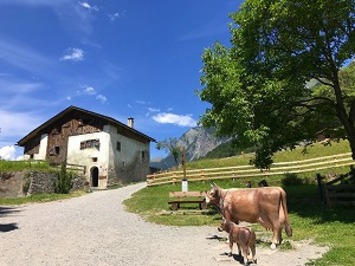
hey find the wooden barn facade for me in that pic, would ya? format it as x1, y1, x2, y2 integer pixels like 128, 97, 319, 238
17, 106, 156, 188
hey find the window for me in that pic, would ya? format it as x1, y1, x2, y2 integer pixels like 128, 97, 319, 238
92, 157, 98, 162
50, 146, 60, 156
116, 141, 121, 151
80, 139, 100, 150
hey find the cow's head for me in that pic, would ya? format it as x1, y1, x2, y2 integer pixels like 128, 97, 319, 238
217, 218, 227, 232
205, 182, 221, 206
217, 218, 233, 233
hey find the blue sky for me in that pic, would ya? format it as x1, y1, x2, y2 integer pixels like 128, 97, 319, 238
0, 0, 242, 160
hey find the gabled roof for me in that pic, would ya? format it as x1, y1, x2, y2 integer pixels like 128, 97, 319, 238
17, 105, 156, 146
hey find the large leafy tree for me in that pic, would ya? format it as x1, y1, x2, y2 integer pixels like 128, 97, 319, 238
198, 0, 355, 168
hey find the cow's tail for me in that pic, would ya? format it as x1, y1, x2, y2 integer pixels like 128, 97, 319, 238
280, 189, 293, 237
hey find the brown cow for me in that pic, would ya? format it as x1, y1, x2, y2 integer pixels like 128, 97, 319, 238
218, 219, 257, 265
206, 182, 292, 249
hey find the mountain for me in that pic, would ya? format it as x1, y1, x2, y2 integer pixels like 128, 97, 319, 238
150, 127, 227, 170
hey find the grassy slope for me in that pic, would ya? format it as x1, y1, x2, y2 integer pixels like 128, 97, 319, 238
125, 140, 355, 266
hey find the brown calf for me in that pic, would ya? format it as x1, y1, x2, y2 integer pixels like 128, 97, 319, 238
218, 219, 257, 265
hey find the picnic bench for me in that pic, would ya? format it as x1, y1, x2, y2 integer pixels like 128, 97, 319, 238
168, 191, 207, 210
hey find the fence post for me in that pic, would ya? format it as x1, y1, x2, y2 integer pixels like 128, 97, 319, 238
173, 172, 177, 185
201, 170, 205, 182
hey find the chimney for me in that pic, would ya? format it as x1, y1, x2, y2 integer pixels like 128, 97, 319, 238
127, 117, 134, 128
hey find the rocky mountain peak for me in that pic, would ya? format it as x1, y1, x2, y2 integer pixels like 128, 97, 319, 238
150, 127, 226, 170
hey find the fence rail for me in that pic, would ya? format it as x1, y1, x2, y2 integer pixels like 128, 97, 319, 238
66, 163, 86, 175
54, 163, 86, 175
147, 152, 354, 187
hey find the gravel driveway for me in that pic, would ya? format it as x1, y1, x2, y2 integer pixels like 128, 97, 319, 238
0, 182, 328, 266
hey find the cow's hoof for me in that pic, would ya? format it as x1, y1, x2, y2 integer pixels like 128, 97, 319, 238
270, 243, 277, 250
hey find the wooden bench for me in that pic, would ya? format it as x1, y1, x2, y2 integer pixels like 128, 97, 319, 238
168, 191, 207, 210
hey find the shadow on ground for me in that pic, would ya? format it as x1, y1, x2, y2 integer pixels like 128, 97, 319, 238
0, 222, 18, 232
0, 206, 22, 233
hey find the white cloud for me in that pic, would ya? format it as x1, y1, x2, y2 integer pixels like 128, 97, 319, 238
74, 85, 108, 104
83, 86, 96, 95
0, 145, 16, 160
0, 78, 42, 95
153, 112, 197, 127
136, 100, 150, 105
108, 11, 126, 21
96, 94, 107, 103
0, 110, 42, 140
0, 35, 52, 74
60, 48, 84, 61
0, 1, 96, 37
79, 1, 98, 12
148, 107, 160, 113
146, 107, 160, 117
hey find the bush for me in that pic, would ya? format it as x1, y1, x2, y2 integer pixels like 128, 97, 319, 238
22, 173, 31, 194
54, 162, 73, 194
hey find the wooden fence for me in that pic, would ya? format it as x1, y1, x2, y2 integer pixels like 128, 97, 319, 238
66, 163, 86, 175
54, 163, 86, 175
320, 171, 355, 207
147, 152, 354, 187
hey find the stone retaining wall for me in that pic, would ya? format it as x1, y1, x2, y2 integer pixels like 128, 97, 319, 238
0, 171, 86, 198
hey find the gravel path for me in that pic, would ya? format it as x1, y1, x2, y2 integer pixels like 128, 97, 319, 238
0, 183, 328, 266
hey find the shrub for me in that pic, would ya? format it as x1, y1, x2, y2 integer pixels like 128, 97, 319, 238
54, 162, 73, 194
22, 173, 31, 194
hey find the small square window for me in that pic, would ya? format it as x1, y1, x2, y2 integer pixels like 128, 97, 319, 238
92, 157, 98, 162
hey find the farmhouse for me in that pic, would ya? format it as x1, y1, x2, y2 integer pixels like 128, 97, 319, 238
17, 105, 156, 189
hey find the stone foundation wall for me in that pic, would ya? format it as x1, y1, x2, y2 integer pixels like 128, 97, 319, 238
0, 171, 86, 198
26, 171, 58, 195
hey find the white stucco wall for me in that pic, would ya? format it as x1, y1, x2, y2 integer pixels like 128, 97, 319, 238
106, 124, 150, 183
66, 132, 110, 189
31, 134, 48, 160
38, 134, 48, 159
